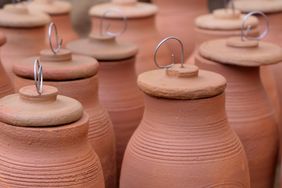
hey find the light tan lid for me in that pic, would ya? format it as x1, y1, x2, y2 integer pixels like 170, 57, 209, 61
0, 32, 6, 46
28, 0, 72, 15
199, 37, 282, 67
195, 8, 259, 30
89, 0, 158, 18
0, 3, 50, 28
234, 0, 282, 13
0, 85, 83, 127
138, 64, 226, 100
67, 34, 138, 61
13, 49, 99, 81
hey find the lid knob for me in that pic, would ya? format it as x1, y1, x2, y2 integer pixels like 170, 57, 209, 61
166, 64, 199, 78
213, 9, 241, 19
112, 0, 137, 5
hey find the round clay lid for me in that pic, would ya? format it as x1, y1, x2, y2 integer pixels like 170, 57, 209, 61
28, 0, 72, 15
0, 3, 50, 28
195, 9, 259, 30
89, 0, 158, 18
234, 0, 282, 13
13, 49, 99, 81
0, 32, 6, 46
0, 85, 83, 127
138, 64, 226, 100
67, 35, 138, 61
199, 37, 282, 67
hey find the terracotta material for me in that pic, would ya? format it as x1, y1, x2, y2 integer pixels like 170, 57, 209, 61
13, 49, 116, 188
195, 37, 281, 188
0, 32, 14, 98
68, 34, 144, 182
120, 64, 250, 188
0, 3, 50, 79
153, 0, 208, 60
0, 85, 105, 187
89, 0, 170, 74
28, 0, 78, 44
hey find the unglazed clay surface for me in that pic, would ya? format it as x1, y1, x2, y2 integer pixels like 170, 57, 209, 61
120, 93, 250, 188
195, 53, 278, 188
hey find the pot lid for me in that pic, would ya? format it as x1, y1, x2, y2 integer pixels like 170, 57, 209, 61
195, 8, 259, 30
199, 37, 282, 67
0, 32, 6, 46
0, 85, 83, 127
28, 0, 72, 15
67, 34, 138, 61
234, 0, 282, 13
89, 0, 158, 18
138, 64, 226, 100
13, 49, 99, 81
0, 3, 50, 28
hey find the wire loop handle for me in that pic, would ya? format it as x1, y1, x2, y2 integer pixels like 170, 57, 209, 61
241, 11, 269, 41
154, 36, 185, 69
100, 9, 127, 37
48, 22, 63, 54
34, 59, 43, 95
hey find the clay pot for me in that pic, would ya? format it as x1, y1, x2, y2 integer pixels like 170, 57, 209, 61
153, 0, 208, 60
89, 0, 170, 74
0, 85, 105, 187
12, 49, 116, 188
28, 0, 78, 44
120, 64, 250, 188
0, 3, 50, 79
67, 34, 144, 183
0, 32, 14, 98
195, 37, 281, 188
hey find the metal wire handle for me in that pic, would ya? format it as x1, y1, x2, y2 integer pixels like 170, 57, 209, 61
48, 22, 63, 54
34, 59, 43, 95
100, 9, 128, 37
154, 36, 185, 69
241, 11, 269, 41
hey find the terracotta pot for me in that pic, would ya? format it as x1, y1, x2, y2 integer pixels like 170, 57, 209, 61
28, 0, 78, 44
67, 34, 144, 183
89, 0, 170, 74
0, 32, 14, 98
120, 64, 250, 188
0, 85, 105, 187
13, 49, 116, 188
0, 3, 50, 79
195, 37, 281, 188
153, 0, 208, 60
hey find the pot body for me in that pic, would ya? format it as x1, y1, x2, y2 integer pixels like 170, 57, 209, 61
153, 0, 208, 60
0, 27, 46, 79
195, 54, 278, 188
120, 93, 250, 188
0, 58, 14, 97
91, 16, 169, 74
98, 57, 144, 178
50, 14, 78, 45
0, 114, 105, 187
14, 75, 116, 188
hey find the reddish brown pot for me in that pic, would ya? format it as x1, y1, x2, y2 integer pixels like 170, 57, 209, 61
0, 85, 105, 187
0, 3, 50, 79
153, 0, 208, 59
28, 0, 78, 44
195, 38, 280, 188
13, 50, 116, 188
98, 57, 144, 177
120, 64, 250, 188
0, 32, 14, 97
89, 1, 170, 74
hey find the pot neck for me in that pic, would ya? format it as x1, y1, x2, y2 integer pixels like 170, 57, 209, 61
142, 93, 227, 131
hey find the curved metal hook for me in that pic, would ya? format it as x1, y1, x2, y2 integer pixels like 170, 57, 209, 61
34, 59, 43, 95
48, 22, 63, 54
154, 36, 185, 69
241, 11, 269, 41
224, 0, 235, 14
100, 9, 127, 37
